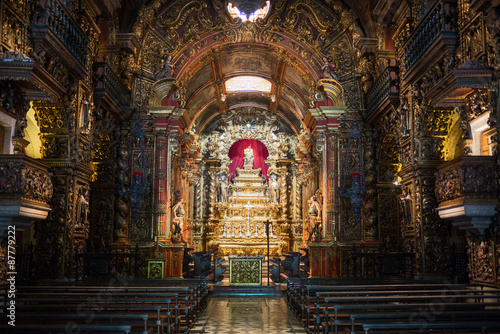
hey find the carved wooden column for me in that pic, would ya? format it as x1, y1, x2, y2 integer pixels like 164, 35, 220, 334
114, 128, 129, 243
154, 130, 168, 243
165, 132, 179, 242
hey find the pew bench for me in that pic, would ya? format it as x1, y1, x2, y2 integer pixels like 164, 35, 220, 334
361, 321, 500, 334
320, 302, 500, 334
0, 324, 132, 333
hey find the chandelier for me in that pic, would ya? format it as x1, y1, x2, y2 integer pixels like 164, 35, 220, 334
119, 116, 150, 220
337, 121, 366, 222
230, 0, 268, 15
118, 15, 150, 220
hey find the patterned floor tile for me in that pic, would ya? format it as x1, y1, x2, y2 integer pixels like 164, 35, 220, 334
188, 296, 306, 334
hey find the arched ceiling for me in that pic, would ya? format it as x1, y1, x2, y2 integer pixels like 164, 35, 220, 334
132, 0, 371, 134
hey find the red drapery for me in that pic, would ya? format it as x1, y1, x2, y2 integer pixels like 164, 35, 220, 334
228, 139, 269, 180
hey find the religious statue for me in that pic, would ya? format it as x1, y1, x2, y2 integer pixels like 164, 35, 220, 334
268, 173, 280, 204
154, 55, 175, 80
172, 193, 186, 243
76, 189, 89, 226
243, 146, 254, 168
206, 131, 220, 158
218, 173, 230, 203
307, 195, 322, 241
277, 132, 289, 158
321, 57, 338, 80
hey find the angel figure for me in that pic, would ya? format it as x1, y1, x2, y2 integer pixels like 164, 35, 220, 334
155, 55, 175, 80
321, 57, 338, 80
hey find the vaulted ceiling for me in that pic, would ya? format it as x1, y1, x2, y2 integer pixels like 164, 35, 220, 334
123, 0, 377, 135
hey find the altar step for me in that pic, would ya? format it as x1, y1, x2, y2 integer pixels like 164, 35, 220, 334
210, 285, 282, 296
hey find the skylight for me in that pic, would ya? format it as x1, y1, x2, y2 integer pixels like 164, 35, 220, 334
225, 76, 272, 93
227, 1, 270, 22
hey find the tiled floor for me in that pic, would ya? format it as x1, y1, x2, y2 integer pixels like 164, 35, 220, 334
189, 296, 307, 334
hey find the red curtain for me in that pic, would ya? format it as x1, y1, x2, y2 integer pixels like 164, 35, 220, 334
228, 139, 269, 180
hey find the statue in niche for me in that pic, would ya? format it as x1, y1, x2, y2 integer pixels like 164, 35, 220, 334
218, 173, 230, 203
243, 146, 254, 168
268, 173, 280, 204
321, 57, 338, 80
307, 195, 322, 241
172, 192, 186, 243
154, 55, 175, 80
277, 132, 289, 158
206, 131, 220, 158
76, 188, 89, 227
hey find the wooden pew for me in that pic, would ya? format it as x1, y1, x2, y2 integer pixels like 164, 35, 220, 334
361, 321, 500, 333
12, 295, 177, 334
351, 310, 500, 333
0, 324, 132, 333
323, 301, 500, 334
16, 313, 151, 334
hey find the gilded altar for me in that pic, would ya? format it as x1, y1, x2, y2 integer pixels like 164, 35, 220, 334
229, 256, 263, 285
207, 163, 283, 255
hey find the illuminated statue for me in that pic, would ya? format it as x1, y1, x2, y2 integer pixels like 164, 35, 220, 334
244, 146, 254, 168
268, 173, 280, 203
307, 195, 322, 241
218, 173, 230, 203
172, 195, 186, 243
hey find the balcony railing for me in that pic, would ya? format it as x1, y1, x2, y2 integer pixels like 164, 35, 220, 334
435, 155, 497, 203
45, 0, 88, 65
402, 0, 458, 73
366, 66, 399, 115
435, 155, 498, 235
93, 62, 131, 108
0, 155, 53, 235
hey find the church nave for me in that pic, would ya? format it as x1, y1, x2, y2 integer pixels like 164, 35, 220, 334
189, 296, 306, 334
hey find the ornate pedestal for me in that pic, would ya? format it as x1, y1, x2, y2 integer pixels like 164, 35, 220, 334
309, 241, 337, 277
229, 255, 263, 285
163, 244, 184, 278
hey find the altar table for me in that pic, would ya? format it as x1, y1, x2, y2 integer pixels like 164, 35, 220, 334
229, 256, 263, 285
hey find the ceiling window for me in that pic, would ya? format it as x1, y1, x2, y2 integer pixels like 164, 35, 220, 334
225, 76, 272, 93
227, 1, 270, 22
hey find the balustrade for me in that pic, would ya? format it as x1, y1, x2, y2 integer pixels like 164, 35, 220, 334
93, 62, 131, 108
402, 0, 458, 73
45, 0, 88, 65
366, 65, 399, 115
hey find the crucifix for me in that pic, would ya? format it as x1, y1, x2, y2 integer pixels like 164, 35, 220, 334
263, 219, 272, 286
244, 201, 253, 237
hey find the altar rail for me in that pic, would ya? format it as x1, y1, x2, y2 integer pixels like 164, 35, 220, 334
348, 246, 415, 278
75, 245, 141, 278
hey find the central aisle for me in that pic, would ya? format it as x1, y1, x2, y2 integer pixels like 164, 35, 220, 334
189, 296, 307, 334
